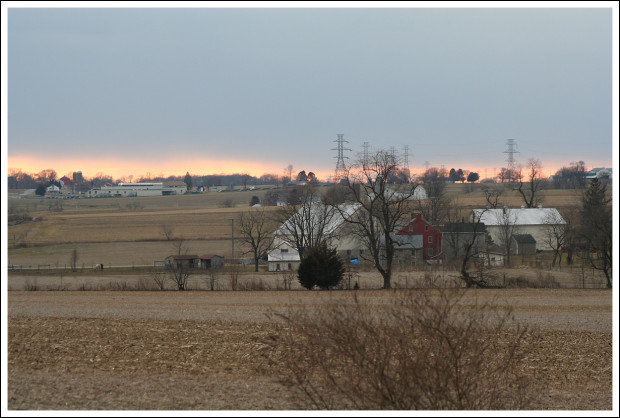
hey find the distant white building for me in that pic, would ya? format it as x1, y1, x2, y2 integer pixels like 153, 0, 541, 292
268, 203, 363, 270
87, 182, 187, 197
268, 242, 302, 272
471, 207, 565, 251
368, 186, 427, 202
585, 168, 612, 180
46, 184, 60, 194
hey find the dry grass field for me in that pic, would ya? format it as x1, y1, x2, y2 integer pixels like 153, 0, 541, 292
5, 185, 594, 269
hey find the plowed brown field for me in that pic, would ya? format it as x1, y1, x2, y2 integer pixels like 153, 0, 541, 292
7, 289, 613, 411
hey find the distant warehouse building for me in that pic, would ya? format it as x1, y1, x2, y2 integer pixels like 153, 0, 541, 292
87, 182, 187, 197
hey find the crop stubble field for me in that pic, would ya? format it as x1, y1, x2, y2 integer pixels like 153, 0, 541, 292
7, 289, 614, 410
5, 185, 615, 410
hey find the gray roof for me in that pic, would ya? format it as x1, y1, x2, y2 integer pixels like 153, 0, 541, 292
274, 203, 360, 237
513, 234, 536, 244
268, 252, 301, 262
441, 222, 487, 233
472, 208, 565, 226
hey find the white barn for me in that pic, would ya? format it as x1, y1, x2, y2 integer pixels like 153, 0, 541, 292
471, 207, 565, 252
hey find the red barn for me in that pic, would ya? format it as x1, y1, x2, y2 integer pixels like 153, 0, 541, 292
396, 213, 443, 262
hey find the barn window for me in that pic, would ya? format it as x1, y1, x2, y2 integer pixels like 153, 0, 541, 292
276, 263, 281, 271
281, 249, 288, 253
409, 225, 413, 232
288, 263, 292, 270
425, 225, 429, 231
428, 236, 432, 243
428, 248, 433, 257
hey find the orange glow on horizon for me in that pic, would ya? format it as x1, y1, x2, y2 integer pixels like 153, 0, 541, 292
6, 155, 336, 182
7, 155, 610, 183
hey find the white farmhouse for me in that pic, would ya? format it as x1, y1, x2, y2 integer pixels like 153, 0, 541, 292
268, 203, 363, 271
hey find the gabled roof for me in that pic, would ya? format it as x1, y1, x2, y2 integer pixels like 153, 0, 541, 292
201, 254, 223, 259
381, 234, 423, 249
472, 208, 565, 226
166, 254, 199, 260
368, 186, 427, 202
274, 203, 360, 237
513, 234, 536, 244
441, 222, 487, 233
268, 252, 301, 262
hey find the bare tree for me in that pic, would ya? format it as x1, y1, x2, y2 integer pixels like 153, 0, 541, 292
285, 164, 294, 183
238, 207, 275, 272
70, 248, 78, 272
273, 185, 340, 259
280, 269, 296, 290
543, 211, 567, 268
240, 173, 252, 190
495, 208, 519, 266
458, 209, 491, 288
168, 264, 192, 291
335, 150, 420, 289
269, 289, 535, 409
160, 223, 175, 241
204, 269, 218, 291
416, 167, 450, 227
442, 200, 465, 263
552, 161, 587, 189
515, 159, 545, 208
481, 185, 505, 209
150, 268, 167, 290
166, 238, 193, 290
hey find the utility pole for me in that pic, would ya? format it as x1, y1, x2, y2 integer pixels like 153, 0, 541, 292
230, 218, 235, 261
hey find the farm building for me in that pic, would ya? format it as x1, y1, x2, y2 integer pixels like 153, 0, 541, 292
394, 213, 442, 262
164, 254, 224, 270
471, 207, 565, 252
87, 182, 187, 197
384, 234, 424, 267
268, 203, 364, 267
268, 247, 301, 272
477, 249, 506, 267
441, 222, 487, 259
165, 255, 200, 269
512, 234, 537, 255
200, 254, 224, 270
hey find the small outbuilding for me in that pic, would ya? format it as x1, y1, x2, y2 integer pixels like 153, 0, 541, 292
200, 254, 224, 270
165, 255, 200, 269
512, 234, 537, 255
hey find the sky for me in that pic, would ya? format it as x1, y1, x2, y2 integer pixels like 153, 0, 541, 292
3, 2, 618, 181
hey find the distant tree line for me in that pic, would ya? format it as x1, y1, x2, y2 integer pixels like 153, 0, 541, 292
7, 169, 322, 190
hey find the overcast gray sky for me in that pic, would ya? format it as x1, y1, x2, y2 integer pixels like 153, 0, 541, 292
4, 4, 616, 179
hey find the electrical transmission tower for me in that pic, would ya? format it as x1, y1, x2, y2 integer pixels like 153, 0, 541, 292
403, 145, 410, 171
362, 141, 370, 168
332, 134, 351, 179
503, 138, 520, 169
390, 146, 397, 165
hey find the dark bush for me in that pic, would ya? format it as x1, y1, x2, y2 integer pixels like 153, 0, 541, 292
297, 242, 345, 290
